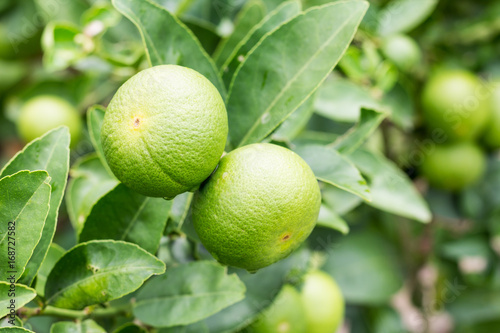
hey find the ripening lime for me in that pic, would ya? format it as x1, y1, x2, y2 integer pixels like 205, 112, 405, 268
483, 82, 500, 148
100, 65, 228, 199
17, 95, 82, 146
192, 143, 321, 272
420, 141, 486, 191
248, 285, 307, 333
421, 69, 490, 141
381, 34, 421, 72
300, 270, 345, 333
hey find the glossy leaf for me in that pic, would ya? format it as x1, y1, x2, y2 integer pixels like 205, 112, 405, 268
174, 249, 310, 332
221, 1, 301, 86
45, 240, 165, 309
271, 93, 314, 142
333, 108, 387, 155
41, 22, 84, 71
382, 83, 415, 130
0, 282, 36, 318
113, 323, 147, 333
35, 244, 65, 297
0, 127, 70, 285
50, 320, 106, 333
348, 149, 432, 223
113, 0, 225, 97
316, 204, 349, 234
226, 1, 368, 148
87, 105, 114, 176
166, 192, 193, 234
314, 76, 386, 123
322, 231, 404, 305
79, 183, 172, 254
66, 154, 119, 233
0, 170, 51, 282
0, 328, 35, 333
133, 261, 246, 327
213, 0, 266, 69
294, 144, 371, 201
377, 0, 438, 36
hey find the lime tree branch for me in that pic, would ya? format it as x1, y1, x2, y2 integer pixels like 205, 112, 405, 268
19, 303, 132, 320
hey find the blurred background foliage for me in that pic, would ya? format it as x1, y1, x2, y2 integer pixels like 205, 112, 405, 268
1, 0, 500, 332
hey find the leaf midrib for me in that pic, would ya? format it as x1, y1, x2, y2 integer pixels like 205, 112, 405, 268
47, 263, 161, 304
231, 3, 362, 147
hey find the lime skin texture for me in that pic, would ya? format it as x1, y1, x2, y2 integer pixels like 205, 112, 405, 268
17, 95, 82, 147
100, 65, 228, 199
192, 143, 321, 272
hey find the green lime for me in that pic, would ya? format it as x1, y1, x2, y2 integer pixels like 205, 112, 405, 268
483, 82, 500, 148
300, 270, 345, 333
192, 143, 321, 272
421, 69, 491, 141
17, 95, 82, 146
420, 141, 486, 191
101, 65, 228, 199
248, 285, 307, 333
381, 34, 421, 72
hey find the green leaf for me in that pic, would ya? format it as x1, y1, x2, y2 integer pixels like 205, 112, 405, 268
1, 127, 70, 285
66, 154, 119, 233
382, 83, 415, 130
41, 22, 85, 71
377, 0, 438, 36
79, 183, 172, 254
200, 249, 310, 332
226, 1, 368, 148
322, 183, 363, 216
35, 244, 65, 297
0, 282, 36, 318
314, 76, 386, 123
448, 289, 500, 326
347, 149, 432, 223
113, 323, 147, 333
0, 328, 34, 333
333, 108, 387, 155
294, 144, 371, 201
166, 192, 193, 234
271, 93, 314, 142
221, 1, 301, 86
50, 320, 106, 333
133, 261, 246, 327
317, 204, 349, 234
213, 0, 266, 69
86, 105, 114, 177
112, 0, 226, 97
322, 231, 404, 305
0, 170, 51, 282
45, 240, 165, 309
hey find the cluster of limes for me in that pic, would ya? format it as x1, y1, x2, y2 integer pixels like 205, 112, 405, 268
100, 65, 321, 272
419, 69, 500, 191
248, 270, 344, 333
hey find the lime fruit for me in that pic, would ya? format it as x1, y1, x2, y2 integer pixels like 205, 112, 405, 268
100, 65, 228, 199
300, 270, 345, 333
17, 95, 82, 146
192, 143, 321, 272
483, 82, 500, 148
420, 141, 486, 191
248, 285, 307, 333
421, 69, 490, 141
381, 34, 421, 72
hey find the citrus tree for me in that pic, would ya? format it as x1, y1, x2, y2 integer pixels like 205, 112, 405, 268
0, 0, 500, 332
